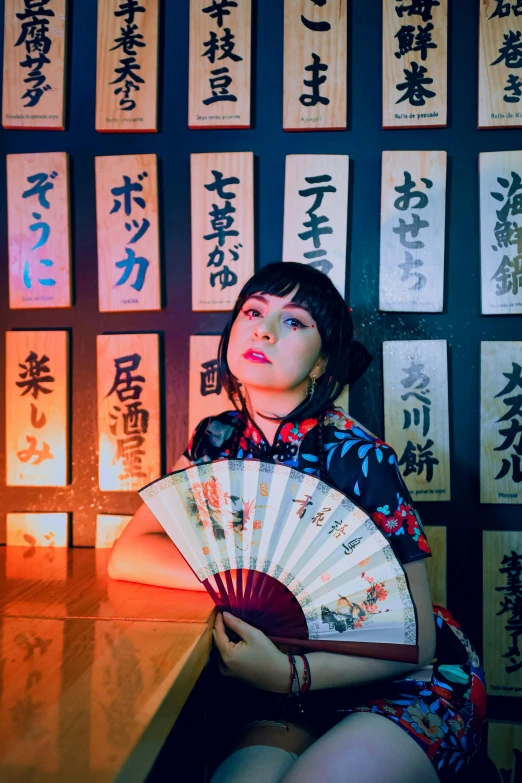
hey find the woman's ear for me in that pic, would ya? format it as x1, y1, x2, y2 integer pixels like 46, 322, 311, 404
313, 356, 327, 379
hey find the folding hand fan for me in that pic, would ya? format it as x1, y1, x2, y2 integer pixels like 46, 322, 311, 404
139, 459, 419, 664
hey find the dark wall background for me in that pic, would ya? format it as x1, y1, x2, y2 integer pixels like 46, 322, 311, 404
0, 0, 520, 721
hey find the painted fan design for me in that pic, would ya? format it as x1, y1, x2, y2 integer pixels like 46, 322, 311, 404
139, 459, 418, 663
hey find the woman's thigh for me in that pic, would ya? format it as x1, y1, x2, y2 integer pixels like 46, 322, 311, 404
231, 719, 320, 757
278, 712, 441, 783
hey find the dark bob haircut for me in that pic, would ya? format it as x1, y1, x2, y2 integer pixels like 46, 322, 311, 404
217, 262, 373, 424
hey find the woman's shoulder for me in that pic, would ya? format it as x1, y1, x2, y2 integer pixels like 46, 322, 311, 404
321, 406, 402, 489
323, 406, 381, 443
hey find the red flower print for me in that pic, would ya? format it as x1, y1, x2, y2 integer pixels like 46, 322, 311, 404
417, 534, 431, 553
299, 417, 319, 436
280, 422, 297, 443
371, 511, 388, 530
433, 605, 462, 631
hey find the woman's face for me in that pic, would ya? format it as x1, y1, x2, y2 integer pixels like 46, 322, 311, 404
227, 287, 325, 393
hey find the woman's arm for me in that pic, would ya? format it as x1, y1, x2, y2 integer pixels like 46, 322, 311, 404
212, 559, 436, 694
273, 559, 436, 692
107, 455, 207, 592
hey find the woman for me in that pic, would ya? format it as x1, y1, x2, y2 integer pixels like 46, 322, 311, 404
109, 262, 486, 783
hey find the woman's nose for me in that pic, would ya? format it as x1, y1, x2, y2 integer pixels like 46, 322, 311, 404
253, 319, 276, 341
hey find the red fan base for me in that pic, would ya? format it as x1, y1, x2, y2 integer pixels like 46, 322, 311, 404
202, 568, 418, 664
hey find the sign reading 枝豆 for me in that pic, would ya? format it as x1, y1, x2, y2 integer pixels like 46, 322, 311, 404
189, 0, 251, 128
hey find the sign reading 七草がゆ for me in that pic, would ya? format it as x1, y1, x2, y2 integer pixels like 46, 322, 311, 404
191, 151, 254, 311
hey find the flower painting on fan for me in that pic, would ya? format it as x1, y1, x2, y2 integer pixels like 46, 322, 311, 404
185, 474, 258, 548
321, 572, 390, 633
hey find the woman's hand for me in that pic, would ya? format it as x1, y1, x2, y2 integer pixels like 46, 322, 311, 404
212, 611, 290, 694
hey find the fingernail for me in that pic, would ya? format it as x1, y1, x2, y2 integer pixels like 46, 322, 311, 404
223, 611, 231, 618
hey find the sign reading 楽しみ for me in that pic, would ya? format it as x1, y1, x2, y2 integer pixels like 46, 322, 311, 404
481, 342, 522, 504
380, 150, 446, 312
282, 154, 349, 298
191, 152, 254, 311
480, 151, 522, 314
283, 0, 347, 131
6, 330, 69, 486
189, 0, 251, 128
479, 1, 522, 129
2, 0, 67, 130
97, 334, 160, 492
7, 152, 71, 309
95, 0, 159, 132
383, 340, 450, 501
95, 154, 160, 312
382, 0, 447, 128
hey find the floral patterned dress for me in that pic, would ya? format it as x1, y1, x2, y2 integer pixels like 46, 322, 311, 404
185, 407, 487, 781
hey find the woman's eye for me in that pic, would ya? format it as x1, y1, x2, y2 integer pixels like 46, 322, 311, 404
286, 317, 305, 328
243, 308, 261, 317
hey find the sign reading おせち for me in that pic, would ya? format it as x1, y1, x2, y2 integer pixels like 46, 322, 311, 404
283, 0, 347, 131
282, 154, 349, 298
7, 152, 71, 309
2, 0, 67, 130
481, 342, 522, 504
382, 0, 447, 128
97, 334, 160, 492
6, 330, 69, 487
479, 0, 522, 129
380, 150, 446, 312
480, 151, 522, 314
95, 0, 159, 132
191, 152, 254, 311
483, 531, 522, 696
189, 0, 251, 129
383, 340, 450, 501
95, 154, 160, 312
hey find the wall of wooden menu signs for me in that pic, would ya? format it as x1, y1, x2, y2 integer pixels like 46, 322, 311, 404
0, 0, 521, 733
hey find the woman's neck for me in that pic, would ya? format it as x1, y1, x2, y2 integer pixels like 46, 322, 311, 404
243, 386, 305, 433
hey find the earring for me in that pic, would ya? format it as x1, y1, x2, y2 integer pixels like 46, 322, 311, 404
306, 374, 317, 398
